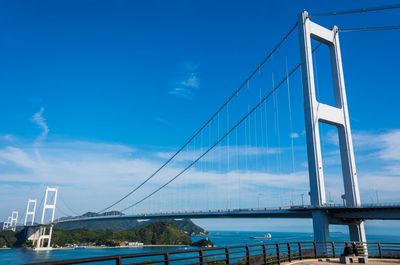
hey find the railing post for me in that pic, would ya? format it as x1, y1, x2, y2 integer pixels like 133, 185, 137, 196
287, 243, 291, 262
262, 244, 267, 264
225, 247, 230, 264
313, 242, 317, 258
164, 253, 169, 265
245, 245, 250, 265
199, 250, 203, 264
116, 256, 122, 265
298, 242, 302, 260
276, 244, 280, 265
378, 243, 382, 258
331, 242, 336, 258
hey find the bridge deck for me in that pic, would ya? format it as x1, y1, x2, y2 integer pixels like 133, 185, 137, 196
46, 204, 400, 226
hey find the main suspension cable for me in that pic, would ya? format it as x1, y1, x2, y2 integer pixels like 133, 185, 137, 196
311, 4, 400, 17
340, 25, 400, 33
120, 43, 322, 213
97, 22, 299, 214
59, 194, 81, 216
120, 64, 302, 212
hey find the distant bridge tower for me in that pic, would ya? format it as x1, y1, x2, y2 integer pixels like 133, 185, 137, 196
24, 199, 37, 226
35, 187, 58, 250
298, 11, 366, 243
10, 211, 18, 232
2, 216, 11, 230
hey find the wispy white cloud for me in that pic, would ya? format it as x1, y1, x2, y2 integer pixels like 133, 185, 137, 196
319, 129, 400, 204
155, 117, 171, 126
169, 62, 200, 99
2, 134, 15, 142
156, 145, 284, 163
289, 132, 300, 139
363, 130, 400, 162
180, 73, 199, 88
32, 107, 49, 144
326, 129, 400, 163
31, 107, 49, 161
0, 146, 37, 169
0, 139, 307, 218
0, 129, 399, 220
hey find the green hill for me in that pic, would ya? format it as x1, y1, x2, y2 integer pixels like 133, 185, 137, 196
52, 222, 192, 247
55, 214, 206, 235
2, 221, 194, 248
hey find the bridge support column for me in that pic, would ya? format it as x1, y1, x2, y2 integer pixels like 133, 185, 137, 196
349, 222, 366, 242
298, 11, 366, 244
312, 212, 330, 242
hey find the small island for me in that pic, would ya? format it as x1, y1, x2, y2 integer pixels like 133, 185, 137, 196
191, 238, 214, 248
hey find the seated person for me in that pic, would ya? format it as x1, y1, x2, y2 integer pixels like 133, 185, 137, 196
342, 243, 354, 256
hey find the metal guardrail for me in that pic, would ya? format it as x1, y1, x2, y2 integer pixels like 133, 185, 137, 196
26, 241, 400, 265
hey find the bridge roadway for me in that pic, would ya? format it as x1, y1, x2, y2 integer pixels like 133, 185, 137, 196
51, 204, 400, 226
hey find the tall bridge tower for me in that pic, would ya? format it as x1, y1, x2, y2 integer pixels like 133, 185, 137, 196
298, 11, 366, 243
35, 187, 58, 250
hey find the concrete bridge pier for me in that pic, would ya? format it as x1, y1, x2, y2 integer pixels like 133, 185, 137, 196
312, 211, 330, 243
349, 222, 366, 243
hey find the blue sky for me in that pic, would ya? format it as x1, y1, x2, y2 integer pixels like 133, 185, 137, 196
0, 1, 399, 235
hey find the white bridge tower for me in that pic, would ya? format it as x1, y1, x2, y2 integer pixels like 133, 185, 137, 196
2, 216, 11, 230
35, 187, 58, 250
24, 199, 37, 226
2, 211, 18, 231
10, 211, 18, 232
298, 11, 366, 243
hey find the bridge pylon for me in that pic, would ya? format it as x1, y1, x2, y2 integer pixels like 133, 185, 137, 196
2, 216, 11, 230
24, 199, 37, 226
10, 211, 18, 232
298, 11, 366, 244
2, 211, 18, 232
34, 187, 58, 250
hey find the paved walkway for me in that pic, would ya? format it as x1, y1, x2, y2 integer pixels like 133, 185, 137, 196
287, 258, 400, 264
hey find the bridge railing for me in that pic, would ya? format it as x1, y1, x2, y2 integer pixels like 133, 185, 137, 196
26, 241, 400, 265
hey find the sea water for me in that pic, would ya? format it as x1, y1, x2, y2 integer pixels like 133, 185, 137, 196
0, 231, 398, 265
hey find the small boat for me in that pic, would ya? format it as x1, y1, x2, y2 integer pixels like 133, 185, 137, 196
250, 233, 272, 239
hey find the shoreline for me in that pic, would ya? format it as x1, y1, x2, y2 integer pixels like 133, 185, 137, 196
35, 245, 192, 250
143, 245, 191, 247
81, 245, 190, 249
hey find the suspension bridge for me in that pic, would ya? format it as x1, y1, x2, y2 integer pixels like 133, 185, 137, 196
2, 6, 400, 252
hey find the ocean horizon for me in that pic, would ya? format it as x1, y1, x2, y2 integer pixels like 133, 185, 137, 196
1, 230, 399, 265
